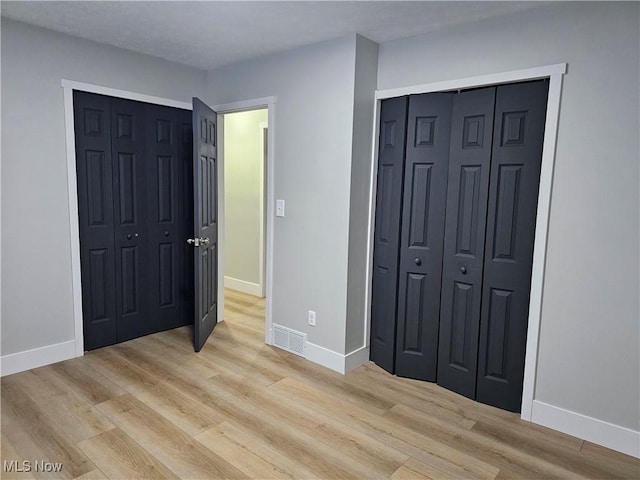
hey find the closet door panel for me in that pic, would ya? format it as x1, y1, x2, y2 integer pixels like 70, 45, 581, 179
370, 97, 408, 373
111, 98, 150, 342
437, 87, 496, 398
395, 93, 453, 381
74, 92, 118, 350
476, 81, 548, 412
145, 104, 190, 333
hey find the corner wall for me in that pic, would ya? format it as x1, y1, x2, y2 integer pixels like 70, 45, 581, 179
377, 2, 639, 455
345, 35, 379, 355
206, 36, 358, 355
1, 19, 206, 371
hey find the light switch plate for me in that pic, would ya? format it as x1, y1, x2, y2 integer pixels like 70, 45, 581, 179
276, 199, 285, 217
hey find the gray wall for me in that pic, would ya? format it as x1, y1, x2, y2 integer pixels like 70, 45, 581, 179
345, 35, 378, 353
207, 36, 358, 353
1, 19, 206, 356
378, 2, 639, 431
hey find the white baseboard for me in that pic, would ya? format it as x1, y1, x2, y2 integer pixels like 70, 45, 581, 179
345, 346, 370, 373
224, 276, 263, 297
303, 342, 369, 374
531, 400, 639, 458
1, 340, 78, 377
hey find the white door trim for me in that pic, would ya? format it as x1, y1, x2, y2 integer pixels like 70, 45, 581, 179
62, 79, 213, 357
212, 97, 277, 346
364, 63, 567, 421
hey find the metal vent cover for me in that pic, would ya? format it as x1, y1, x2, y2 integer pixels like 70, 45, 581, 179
272, 324, 306, 356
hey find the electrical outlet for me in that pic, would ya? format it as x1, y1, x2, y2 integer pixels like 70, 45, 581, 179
308, 310, 316, 326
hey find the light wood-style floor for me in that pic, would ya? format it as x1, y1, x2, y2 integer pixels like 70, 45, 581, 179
2, 289, 638, 479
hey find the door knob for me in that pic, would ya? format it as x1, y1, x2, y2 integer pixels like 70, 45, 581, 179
460, 266, 467, 274
127, 234, 132, 240
187, 237, 210, 247
414, 257, 422, 266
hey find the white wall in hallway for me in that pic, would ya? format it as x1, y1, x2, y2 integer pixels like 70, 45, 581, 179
223, 109, 268, 296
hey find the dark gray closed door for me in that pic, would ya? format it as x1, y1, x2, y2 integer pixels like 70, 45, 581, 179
110, 98, 150, 343
370, 96, 408, 373
475, 81, 548, 412
75, 92, 194, 350
145, 105, 194, 333
192, 98, 218, 352
437, 87, 496, 398
395, 93, 453, 381
74, 92, 118, 350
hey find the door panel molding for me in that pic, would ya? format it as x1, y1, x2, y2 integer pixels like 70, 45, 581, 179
364, 63, 567, 420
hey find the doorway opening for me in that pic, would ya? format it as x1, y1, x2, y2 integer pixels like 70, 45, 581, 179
220, 108, 268, 337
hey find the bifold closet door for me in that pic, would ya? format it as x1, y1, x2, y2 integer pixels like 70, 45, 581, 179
111, 98, 150, 343
475, 81, 549, 412
395, 93, 453, 381
75, 92, 118, 350
76, 91, 194, 350
437, 87, 496, 398
145, 105, 194, 333
370, 97, 408, 373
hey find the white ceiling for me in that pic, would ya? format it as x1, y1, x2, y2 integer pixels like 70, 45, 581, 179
1, 1, 549, 71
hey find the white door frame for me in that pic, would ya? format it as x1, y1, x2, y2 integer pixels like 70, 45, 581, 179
212, 97, 276, 346
363, 63, 567, 421
62, 80, 276, 355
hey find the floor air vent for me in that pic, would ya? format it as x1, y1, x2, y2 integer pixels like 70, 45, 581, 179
272, 324, 306, 356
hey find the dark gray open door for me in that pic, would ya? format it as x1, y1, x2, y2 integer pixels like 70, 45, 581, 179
191, 97, 218, 352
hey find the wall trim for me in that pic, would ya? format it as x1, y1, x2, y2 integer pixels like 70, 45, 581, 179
212, 97, 277, 347
376, 63, 567, 100
1, 341, 76, 377
532, 400, 640, 459
345, 346, 370, 373
364, 63, 568, 420
224, 276, 263, 297
303, 342, 370, 374
60, 79, 192, 110
304, 342, 346, 373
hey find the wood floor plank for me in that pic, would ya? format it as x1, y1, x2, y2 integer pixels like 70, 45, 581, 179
72, 469, 109, 480
269, 377, 500, 480
471, 419, 622, 479
1, 378, 97, 479
1, 288, 636, 480
385, 402, 584, 479
210, 421, 320, 479
83, 348, 225, 436
579, 442, 640, 479
1, 433, 38, 480
47, 358, 127, 405
77, 428, 178, 479
195, 422, 295, 479
7, 369, 115, 444
95, 394, 248, 479
209, 372, 409, 477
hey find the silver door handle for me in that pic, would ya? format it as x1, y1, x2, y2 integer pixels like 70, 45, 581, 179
187, 237, 210, 247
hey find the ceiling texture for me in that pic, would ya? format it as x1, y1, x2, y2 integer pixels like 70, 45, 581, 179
1, 1, 548, 71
